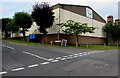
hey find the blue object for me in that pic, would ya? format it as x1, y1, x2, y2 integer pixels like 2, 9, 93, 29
29, 34, 35, 39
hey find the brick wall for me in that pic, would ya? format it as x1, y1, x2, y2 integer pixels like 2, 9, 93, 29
108, 36, 120, 45
43, 34, 106, 45
16, 34, 106, 45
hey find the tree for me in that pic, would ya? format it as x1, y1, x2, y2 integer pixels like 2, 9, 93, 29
2, 18, 12, 38
57, 20, 95, 47
103, 21, 120, 44
13, 12, 32, 42
31, 2, 55, 42
6, 19, 19, 37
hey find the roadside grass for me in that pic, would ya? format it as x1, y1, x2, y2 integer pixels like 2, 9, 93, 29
67, 45, 119, 50
2, 38, 120, 50
2, 38, 54, 46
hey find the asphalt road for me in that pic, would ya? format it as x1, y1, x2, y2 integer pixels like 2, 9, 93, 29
1, 41, 119, 77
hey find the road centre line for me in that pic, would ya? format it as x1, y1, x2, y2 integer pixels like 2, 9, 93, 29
28, 64, 39, 68
0, 71, 7, 75
63, 56, 68, 58
69, 55, 74, 56
51, 60, 59, 62
47, 58, 54, 61
60, 58, 67, 60
73, 54, 79, 56
12, 67, 24, 71
73, 56, 78, 57
41, 62, 50, 65
23, 51, 50, 61
83, 54, 87, 55
79, 53, 83, 54
55, 57, 62, 59
83, 52, 87, 53
2, 45, 14, 50
79, 55, 83, 56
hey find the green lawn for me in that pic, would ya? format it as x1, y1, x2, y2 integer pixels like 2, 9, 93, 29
2, 38, 120, 50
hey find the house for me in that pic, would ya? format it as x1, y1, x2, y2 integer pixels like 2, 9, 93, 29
13, 4, 107, 45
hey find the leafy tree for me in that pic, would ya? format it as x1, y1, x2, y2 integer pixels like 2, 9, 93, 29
57, 20, 95, 47
13, 12, 32, 42
31, 2, 55, 40
2, 18, 12, 38
103, 21, 120, 44
6, 19, 19, 37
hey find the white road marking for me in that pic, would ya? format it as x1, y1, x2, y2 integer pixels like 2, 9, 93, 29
51, 60, 59, 62
12, 67, 24, 71
89, 51, 93, 53
28, 64, 39, 68
67, 57, 71, 59
83, 54, 87, 55
2, 45, 14, 50
69, 55, 73, 56
23, 51, 49, 61
61, 58, 67, 60
88, 52, 91, 54
67, 57, 74, 59
0, 71, 7, 75
83, 52, 87, 53
96, 51, 99, 52
73, 56, 78, 57
63, 56, 68, 58
79, 55, 83, 56
79, 53, 83, 54
41, 62, 50, 65
47, 58, 54, 61
73, 54, 79, 56
55, 57, 62, 59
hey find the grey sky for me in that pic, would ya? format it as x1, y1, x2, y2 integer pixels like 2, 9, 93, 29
0, 0, 119, 21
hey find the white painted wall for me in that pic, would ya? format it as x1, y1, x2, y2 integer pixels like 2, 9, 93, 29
47, 8, 105, 38
47, 8, 60, 34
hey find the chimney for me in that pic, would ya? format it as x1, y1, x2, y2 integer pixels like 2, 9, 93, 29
115, 19, 120, 25
107, 16, 113, 22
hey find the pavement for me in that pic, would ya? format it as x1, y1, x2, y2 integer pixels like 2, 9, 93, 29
0, 41, 119, 77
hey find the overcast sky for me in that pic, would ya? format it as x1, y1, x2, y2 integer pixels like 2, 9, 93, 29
0, 0, 119, 21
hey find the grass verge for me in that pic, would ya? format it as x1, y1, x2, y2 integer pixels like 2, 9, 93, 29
2, 38, 120, 50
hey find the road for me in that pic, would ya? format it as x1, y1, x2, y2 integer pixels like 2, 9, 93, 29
1, 41, 119, 77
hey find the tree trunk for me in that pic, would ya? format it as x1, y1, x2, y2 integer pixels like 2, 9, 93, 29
42, 33, 47, 44
76, 35, 79, 47
5, 31, 8, 39
22, 28, 27, 42
106, 33, 108, 45
12, 32, 13, 38
112, 37, 116, 45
